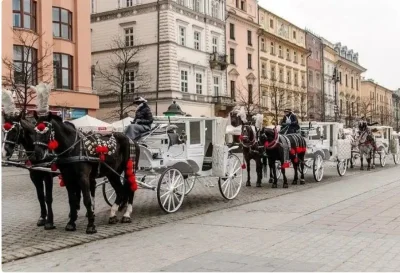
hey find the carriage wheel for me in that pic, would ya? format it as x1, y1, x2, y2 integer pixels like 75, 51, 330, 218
102, 180, 117, 207
157, 168, 186, 213
337, 160, 347, 176
379, 149, 387, 167
303, 159, 312, 175
184, 175, 196, 195
218, 154, 242, 200
313, 154, 324, 182
275, 161, 282, 180
394, 153, 399, 165
350, 151, 360, 168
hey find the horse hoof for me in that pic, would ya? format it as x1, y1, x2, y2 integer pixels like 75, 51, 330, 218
246, 182, 251, 187
120, 216, 132, 223
272, 183, 277, 188
372, 165, 376, 169
360, 168, 364, 171
300, 180, 305, 185
283, 183, 289, 189
292, 181, 298, 185
256, 183, 261, 187
37, 218, 46, 227
109, 216, 118, 224
268, 179, 274, 184
86, 225, 97, 234
44, 223, 56, 230
65, 223, 76, 231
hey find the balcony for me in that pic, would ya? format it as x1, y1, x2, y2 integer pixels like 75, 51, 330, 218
209, 52, 228, 70
213, 96, 235, 106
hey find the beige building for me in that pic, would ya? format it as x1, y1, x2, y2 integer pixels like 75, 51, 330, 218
360, 79, 393, 126
321, 38, 337, 121
333, 43, 366, 126
258, 7, 308, 123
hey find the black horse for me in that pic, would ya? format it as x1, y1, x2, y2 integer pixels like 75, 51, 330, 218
259, 127, 306, 188
33, 112, 138, 234
2, 113, 58, 229
240, 123, 268, 187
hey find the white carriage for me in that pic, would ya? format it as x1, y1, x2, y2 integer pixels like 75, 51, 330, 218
369, 126, 399, 166
104, 116, 243, 213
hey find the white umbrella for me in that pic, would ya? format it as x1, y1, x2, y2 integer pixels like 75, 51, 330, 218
111, 117, 133, 132
69, 115, 113, 132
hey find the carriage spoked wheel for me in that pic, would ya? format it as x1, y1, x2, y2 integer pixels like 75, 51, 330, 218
157, 167, 186, 213
337, 160, 347, 176
218, 154, 243, 200
313, 153, 324, 182
183, 175, 196, 195
303, 159, 312, 175
379, 148, 387, 167
102, 174, 124, 207
393, 153, 399, 165
350, 152, 360, 168
275, 161, 282, 180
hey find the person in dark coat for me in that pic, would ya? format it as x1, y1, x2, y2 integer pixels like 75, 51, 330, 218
280, 108, 300, 134
125, 97, 153, 140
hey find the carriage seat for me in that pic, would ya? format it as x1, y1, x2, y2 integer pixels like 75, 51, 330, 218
131, 124, 158, 141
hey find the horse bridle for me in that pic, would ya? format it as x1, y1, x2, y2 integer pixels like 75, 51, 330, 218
240, 124, 257, 149
263, 128, 279, 149
2, 121, 22, 147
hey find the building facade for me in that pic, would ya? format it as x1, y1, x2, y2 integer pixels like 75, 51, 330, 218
393, 90, 400, 132
225, 0, 259, 117
2, 0, 99, 119
305, 31, 323, 121
321, 38, 337, 121
333, 43, 366, 127
92, 0, 228, 120
258, 7, 308, 123
360, 80, 393, 126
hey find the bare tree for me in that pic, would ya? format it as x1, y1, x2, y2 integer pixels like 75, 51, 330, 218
235, 82, 261, 118
267, 81, 294, 125
95, 35, 151, 120
2, 29, 53, 116
359, 97, 374, 120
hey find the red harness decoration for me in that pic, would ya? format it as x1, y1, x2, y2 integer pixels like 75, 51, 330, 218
126, 159, 137, 191
281, 162, 290, 169
95, 145, 109, 161
48, 140, 59, 151
36, 123, 46, 131
58, 175, 65, 187
51, 163, 58, 171
3, 123, 12, 131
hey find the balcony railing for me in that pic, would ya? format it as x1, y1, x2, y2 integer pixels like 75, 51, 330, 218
213, 96, 235, 106
209, 52, 228, 70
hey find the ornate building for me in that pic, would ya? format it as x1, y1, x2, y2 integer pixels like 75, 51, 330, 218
225, 0, 259, 117
258, 7, 308, 123
91, 0, 227, 120
360, 79, 393, 126
333, 43, 366, 126
393, 89, 400, 132
321, 38, 337, 121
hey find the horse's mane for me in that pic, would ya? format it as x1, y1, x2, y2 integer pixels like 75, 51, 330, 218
64, 120, 76, 129
20, 119, 35, 135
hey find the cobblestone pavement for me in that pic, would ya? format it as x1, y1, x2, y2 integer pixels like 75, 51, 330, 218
2, 155, 399, 265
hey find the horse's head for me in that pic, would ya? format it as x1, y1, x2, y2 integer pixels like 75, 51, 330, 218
240, 124, 255, 146
33, 111, 63, 160
259, 127, 277, 148
2, 112, 24, 158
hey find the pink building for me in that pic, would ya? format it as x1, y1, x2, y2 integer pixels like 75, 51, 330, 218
226, 0, 259, 116
2, 0, 99, 119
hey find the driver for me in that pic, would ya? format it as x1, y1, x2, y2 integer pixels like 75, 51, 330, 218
280, 108, 299, 134
125, 97, 153, 140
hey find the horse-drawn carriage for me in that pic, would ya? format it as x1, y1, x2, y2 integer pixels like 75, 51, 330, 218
103, 116, 244, 213
369, 126, 399, 166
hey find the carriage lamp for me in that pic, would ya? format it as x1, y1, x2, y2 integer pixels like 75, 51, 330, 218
163, 101, 186, 116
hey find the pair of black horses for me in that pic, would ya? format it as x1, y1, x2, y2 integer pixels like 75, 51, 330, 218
3, 112, 139, 234
240, 124, 307, 189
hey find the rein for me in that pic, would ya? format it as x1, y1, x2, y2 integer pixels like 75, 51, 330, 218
264, 128, 279, 149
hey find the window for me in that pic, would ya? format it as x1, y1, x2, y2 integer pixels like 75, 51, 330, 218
179, 26, 185, 46
53, 53, 73, 89
193, 0, 200, 12
213, 76, 220, 96
278, 45, 283, 57
125, 71, 135, 93
340, 99, 343, 113
230, 80, 235, 98
125, 27, 134, 46
286, 48, 290, 60
339, 72, 342, 84
279, 68, 284, 82
248, 84, 253, 103
247, 54, 252, 69
261, 63, 266, 78
351, 76, 354, 89
13, 45, 37, 85
194, 31, 201, 50
211, 1, 219, 18
345, 74, 348, 87
270, 19, 274, 28
301, 74, 305, 87
230, 48, 235, 64
301, 54, 304, 65
294, 72, 298, 86
316, 51, 319, 60
195, 73, 202, 94
53, 7, 72, 40
178, 0, 185, 5
287, 70, 291, 84
316, 73, 320, 88
212, 36, 218, 53
271, 66, 276, 80
91, 0, 96, 13
235, 0, 239, 8
13, 0, 37, 31
270, 42, 275, 55
293, 30, 296, 39
261, 38, 265, 51
240, 0, 246, 11
247, 30, 252, 46
308, 70, 313, 87
126, 0, 133, 6
180, 70, 188, 92
230, 23, 235, 40
356, 79, 359, 90
293, 51, 298, 63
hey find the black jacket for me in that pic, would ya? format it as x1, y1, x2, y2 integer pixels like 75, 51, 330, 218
280, 113, 300, 133
133, 103, 153, 126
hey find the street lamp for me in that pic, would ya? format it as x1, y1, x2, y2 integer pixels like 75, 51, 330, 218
332, 66, 340, 122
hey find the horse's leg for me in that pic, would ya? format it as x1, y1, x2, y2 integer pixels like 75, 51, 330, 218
269, 159, 277, 188
65, 183, 78, 231
292, 157, 298, 185
360, 150, 364, 170
78, 170, 97, 234
300, 153, 305, 184
245, 155, 251, 187
350, 151, 354, 168
281, 160, 288, 188
121, 188, 134, 223
256, 156, 262, 187
30, 172, 47, 227
107, 175, 125, 224
367, 149, 372, 171
268, 157, 274, 183
372, 149, 376, 169
43, 173, 55, 230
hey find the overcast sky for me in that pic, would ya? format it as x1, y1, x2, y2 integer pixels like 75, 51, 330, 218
258, 0, 400, 91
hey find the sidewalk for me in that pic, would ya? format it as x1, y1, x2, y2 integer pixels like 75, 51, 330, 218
3, 166, 400, 272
